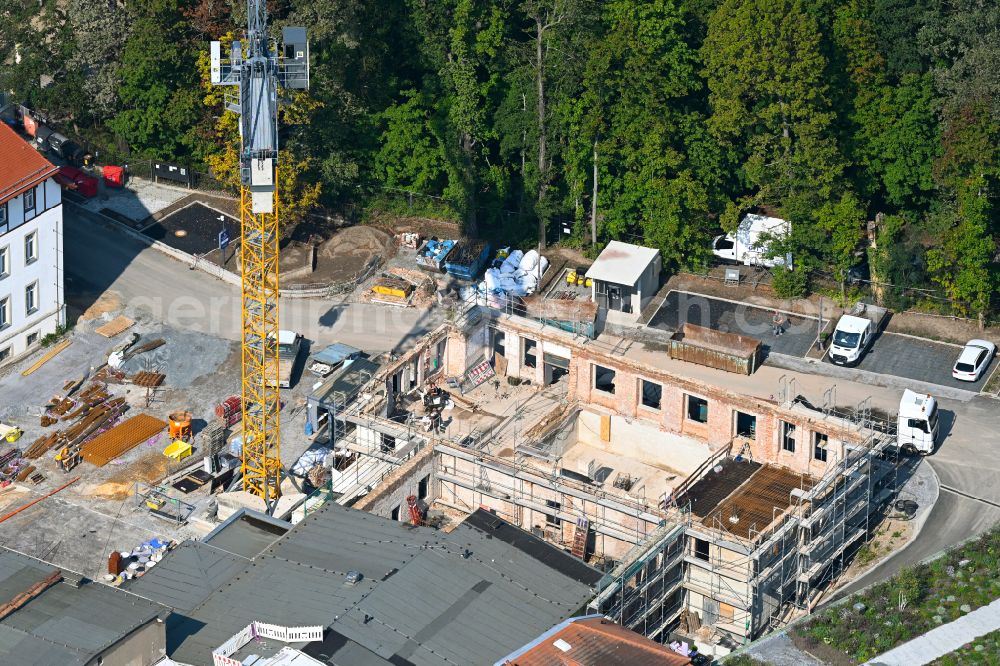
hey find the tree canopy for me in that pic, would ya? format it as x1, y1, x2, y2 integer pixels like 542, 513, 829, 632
1, 0, 996, 316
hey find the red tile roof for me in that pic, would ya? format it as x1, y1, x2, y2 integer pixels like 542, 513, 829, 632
0, 122, 58, 205
505, 617, 693, 666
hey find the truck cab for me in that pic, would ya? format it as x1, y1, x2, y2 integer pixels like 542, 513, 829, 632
897, 389, 939, 455
828, 314, 873, 366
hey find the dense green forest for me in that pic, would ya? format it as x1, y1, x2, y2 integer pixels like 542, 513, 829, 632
1, 0, 997, 315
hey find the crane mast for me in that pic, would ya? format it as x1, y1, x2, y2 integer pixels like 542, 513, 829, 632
210, 2, 309, 507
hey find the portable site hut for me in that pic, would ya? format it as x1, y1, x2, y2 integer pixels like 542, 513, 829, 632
586, 241, 661, 325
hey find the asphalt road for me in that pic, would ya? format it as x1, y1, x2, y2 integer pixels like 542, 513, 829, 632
831, 392, 1000, 599
828, 331, 995, 393
648, 290, 818, 357
64, 203, 442, 354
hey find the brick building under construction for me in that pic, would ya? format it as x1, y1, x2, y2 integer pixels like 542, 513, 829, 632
306, 303, 901, 656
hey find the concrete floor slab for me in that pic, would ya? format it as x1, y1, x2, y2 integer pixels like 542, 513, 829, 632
553, 440, 685, 506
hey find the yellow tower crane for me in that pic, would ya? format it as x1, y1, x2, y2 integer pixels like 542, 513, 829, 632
210, 6, 309, 508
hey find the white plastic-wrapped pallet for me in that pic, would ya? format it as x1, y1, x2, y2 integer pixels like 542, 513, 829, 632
521, 272, 538, 294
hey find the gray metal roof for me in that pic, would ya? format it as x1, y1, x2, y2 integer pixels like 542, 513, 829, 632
309, 358, 381, 406
151, 502, 597, 666
201, 510, 289, 558
311, 343, 362, 366
0, 549, 166, 666
126, 540, 248, 611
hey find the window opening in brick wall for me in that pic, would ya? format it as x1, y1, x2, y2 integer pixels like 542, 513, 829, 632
814, 432, 829, 462
781, 421, 796, 453
594, 364, 616, 394
686, 395, 708, 423
640, 379, 661, 410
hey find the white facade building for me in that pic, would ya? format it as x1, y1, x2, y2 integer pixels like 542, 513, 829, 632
0, 122, 63, 365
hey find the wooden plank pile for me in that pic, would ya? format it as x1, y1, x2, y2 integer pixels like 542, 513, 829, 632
131, 371, 166, 388
80, 414, 167, 467
20, 340, 72, 377
94, 316, 135, 338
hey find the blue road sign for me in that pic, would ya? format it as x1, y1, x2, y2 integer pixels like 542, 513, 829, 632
219, 229, 230, 250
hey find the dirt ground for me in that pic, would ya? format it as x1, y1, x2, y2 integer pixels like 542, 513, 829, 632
368, 213, 462, 241
837, 517, 915, 589
75, 290, 125, 322
665, 271, 840, 320
886, 311, 997, 346
281, 225, 395, 285
82, 449, 176, 501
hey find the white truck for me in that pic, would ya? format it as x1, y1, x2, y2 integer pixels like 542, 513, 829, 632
897, 389, 939, 455
712, 213, 790, 267
828, 303, 888, 367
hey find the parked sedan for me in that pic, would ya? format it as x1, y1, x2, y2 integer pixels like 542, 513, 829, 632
952, 339, 997, 382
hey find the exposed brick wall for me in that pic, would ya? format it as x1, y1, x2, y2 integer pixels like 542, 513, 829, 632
492, 316, 866, 475
353, 444, 435, 520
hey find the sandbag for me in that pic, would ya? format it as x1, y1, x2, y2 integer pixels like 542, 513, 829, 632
498, 275, 519, 291
520, 273, 538, 294
519, 249, 539, 272
501, 250, 524, 274
484, 268, 499, 292
538, 256, 550, 276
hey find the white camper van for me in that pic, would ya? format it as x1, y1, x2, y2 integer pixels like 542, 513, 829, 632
712, 214, 790, 267
897, 389, 939, 455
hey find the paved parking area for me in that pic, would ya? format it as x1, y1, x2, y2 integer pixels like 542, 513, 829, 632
647, 290, 819, 357
833, 332, 995, 392
141, 201, 240, 255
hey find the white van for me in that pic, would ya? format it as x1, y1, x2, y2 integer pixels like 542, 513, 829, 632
828, 314, 875, 366
897, 389, 939, 455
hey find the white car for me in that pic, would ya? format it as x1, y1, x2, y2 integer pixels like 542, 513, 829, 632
952, 339, 996, 382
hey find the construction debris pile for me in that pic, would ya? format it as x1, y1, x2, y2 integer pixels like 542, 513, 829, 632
367, 268, 436, 307
106, 537, 177, 585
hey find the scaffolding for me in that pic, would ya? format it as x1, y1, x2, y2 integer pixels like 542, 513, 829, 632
434, 442, 674, 555
672, 396, 901, 645
581, 394, 902, 648
590, 521, 690, 642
